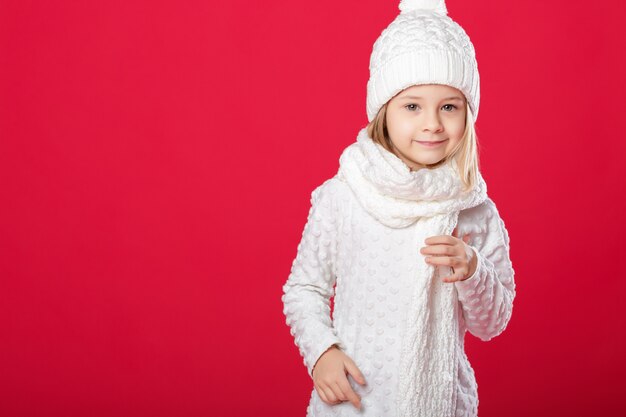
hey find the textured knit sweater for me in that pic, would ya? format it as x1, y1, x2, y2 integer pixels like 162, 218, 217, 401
282, 128, 516, 417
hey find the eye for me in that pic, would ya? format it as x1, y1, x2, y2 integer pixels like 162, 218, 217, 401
442, 104, 457, 112
405, 104, 419, 111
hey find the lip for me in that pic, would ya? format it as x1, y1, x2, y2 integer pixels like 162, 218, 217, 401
414, 139, 448, 147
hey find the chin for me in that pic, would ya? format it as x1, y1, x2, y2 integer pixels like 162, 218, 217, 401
412, 156, 444, 165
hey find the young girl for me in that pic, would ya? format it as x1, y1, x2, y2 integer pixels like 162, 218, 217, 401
282, 1, 516, 416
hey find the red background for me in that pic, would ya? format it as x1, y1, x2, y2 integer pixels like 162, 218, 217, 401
1, 1, 625, 416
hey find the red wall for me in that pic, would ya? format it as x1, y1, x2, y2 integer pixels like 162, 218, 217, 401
1, 1, 625, 416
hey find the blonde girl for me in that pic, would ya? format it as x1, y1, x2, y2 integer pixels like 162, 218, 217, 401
282, 1, 516, 416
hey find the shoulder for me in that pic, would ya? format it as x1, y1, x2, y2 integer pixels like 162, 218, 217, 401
459, 196, 511, 253
459, 196, 498, 224
310, 175, 351, 207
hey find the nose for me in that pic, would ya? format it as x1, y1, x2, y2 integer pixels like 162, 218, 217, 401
421, 108, 443, 133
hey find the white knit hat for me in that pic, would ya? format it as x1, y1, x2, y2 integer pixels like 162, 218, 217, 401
366, 0, 480, 123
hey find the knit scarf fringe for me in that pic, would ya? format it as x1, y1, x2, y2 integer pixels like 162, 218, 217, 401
335, 127, 488, 417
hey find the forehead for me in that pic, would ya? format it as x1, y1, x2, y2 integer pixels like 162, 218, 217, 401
396, 83, 464, 100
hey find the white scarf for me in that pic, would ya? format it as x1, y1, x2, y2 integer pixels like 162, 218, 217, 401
336, 127, 488, 417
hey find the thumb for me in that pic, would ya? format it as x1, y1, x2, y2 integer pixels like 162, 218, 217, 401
462, 233, 471, 243
344, 358, 367, 386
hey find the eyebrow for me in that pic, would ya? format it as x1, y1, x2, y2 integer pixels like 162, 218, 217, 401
399, 95, 465, 102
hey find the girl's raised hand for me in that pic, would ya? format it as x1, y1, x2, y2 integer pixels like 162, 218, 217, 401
420, 227, 477, 283
311, 345, 367, 410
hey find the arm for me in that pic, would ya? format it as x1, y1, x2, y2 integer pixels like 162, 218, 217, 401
454, 198, 517, 341
281, 179, 346, 378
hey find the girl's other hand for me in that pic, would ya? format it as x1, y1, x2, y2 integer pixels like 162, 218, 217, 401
311, 345, 367, 410
420, 227, 477, 282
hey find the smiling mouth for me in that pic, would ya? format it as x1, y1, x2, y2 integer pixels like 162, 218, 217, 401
414, 139, 448, 146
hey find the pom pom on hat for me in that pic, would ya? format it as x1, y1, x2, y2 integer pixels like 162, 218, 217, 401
399, 0, 448, 15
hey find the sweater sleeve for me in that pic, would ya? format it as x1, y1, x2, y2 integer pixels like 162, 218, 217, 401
281, 179, 346, 378
454, 198, 516, 342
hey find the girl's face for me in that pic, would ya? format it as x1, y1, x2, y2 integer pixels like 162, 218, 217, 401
385, 84, 467, 171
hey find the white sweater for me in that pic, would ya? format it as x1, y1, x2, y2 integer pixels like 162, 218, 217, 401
282, 129, 516, 417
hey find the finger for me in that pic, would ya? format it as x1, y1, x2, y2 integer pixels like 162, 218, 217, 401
331, 381, 348, 402
442, 273, 468, 283
425, 255, 460, 267
320, 383, 338, 404
441, 266, 468, 282
462, 234, 471, 243
420, 244, 455, 257
344, 358, 367, 386
315, 383, 331, 404
337, 379, 362, 410
343, 358, 365, 409
424, 235, 458, 245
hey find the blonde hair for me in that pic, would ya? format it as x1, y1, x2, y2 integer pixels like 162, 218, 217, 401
366, 100, 480, 193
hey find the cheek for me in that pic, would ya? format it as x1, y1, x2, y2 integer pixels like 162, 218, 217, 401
388, 116, 414, 136
447, 119, 466, 140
